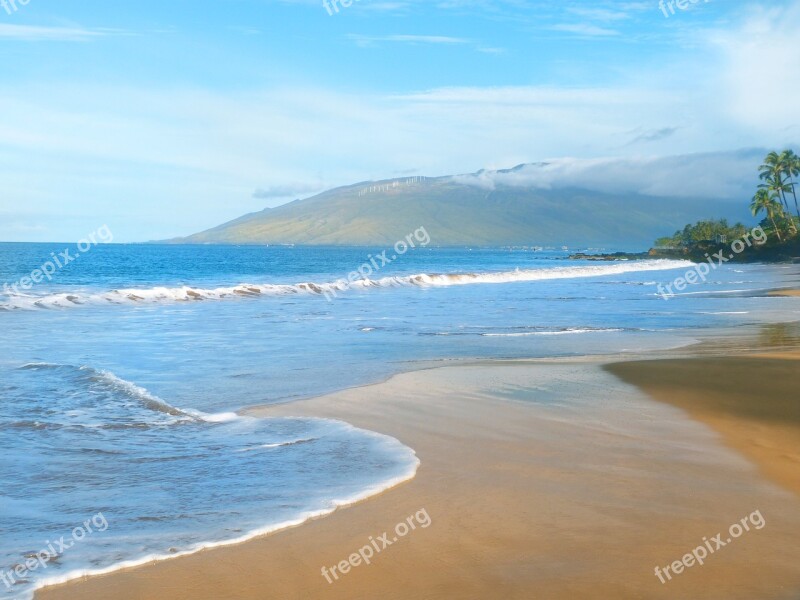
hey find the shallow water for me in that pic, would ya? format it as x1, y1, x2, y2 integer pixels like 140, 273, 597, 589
1, 244, 798, 598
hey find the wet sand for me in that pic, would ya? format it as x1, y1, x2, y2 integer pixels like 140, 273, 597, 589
769, 289, 800, 297
606, 355, 800, 496
38, 359, 800, 600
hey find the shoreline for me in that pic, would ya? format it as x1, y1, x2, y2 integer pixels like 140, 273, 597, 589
29, 458, 420, 600
37, 324, 800, 600
770, 289, 800, 297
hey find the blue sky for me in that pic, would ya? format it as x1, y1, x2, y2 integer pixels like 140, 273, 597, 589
1, 0, 798, 241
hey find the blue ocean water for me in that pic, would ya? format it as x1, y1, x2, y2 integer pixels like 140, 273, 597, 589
1, 243, 798, 599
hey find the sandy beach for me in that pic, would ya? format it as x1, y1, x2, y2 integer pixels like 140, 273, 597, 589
8, 2, 800, 598
38, 345, 800, 600
769, 290, 800, 297
606, 355, 800, 497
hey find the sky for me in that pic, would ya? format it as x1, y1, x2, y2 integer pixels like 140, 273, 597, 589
0, 0, 798, 242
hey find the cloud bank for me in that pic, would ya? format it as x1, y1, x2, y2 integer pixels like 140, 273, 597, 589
451, 150, 766, 200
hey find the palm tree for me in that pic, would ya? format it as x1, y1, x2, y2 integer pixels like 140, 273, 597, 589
759, 152, 790, 211
759, 178, 796, 234
781, 149, 800, 222
751, 189, 784, 243
759, 151, 796, 233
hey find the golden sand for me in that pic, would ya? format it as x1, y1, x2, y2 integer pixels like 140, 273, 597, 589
606, 356, 800, 497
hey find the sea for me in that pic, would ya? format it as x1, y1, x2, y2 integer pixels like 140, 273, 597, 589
1, 242, 798, 599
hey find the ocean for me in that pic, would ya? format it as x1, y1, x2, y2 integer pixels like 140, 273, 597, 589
1, 242, 798, 599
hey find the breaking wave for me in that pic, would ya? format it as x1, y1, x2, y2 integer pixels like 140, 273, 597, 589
0, 260, 693, 311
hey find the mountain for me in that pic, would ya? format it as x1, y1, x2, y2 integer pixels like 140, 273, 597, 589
164, 168, 752, 247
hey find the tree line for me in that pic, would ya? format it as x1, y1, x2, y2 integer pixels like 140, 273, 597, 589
656, 149, 800, 249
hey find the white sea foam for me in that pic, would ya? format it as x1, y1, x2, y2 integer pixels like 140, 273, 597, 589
235, 438, 318, 452
0, 260, 694, 311
5, 366, 420, 600
87, 368, 196, 419
666, 289, 752, 296
186, 410, 243, 423
482, 327, 624, 337
30, 447, 419, 600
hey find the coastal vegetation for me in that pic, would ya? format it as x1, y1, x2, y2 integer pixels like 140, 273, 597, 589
654, 219, 749, 249
653, 150, 800, 262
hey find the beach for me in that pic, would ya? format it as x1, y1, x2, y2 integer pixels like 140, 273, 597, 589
6, 1, 800, 597
606, 355, 800, 497
770, 290, 800, 297
38, 339, 800, 600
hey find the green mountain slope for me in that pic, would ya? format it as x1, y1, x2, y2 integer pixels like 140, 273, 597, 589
165, 173, 750, 246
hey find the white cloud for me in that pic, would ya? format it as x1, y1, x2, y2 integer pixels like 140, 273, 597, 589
253, 182, 325, 199
450, 150, 765, 200
550, 23, 620, 36
0, 74, 786, 241
476, 46, 505, 54
566, 7, 634, 22
0, 24, 108, 42
711, 3, 800, 134
347, 34, 469, 47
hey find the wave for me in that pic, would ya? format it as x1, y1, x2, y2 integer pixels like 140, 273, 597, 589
420, 325, 635, 337
662, 288, 752, 297
481, 327, 624, 337
22, 427, 419, 600
30, 456, 419, 600
87, 368, 196, 420
0, 260, 694, 311
18, 362, 196, 423
235, 438, 318, 452
6, 364, 421, 600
